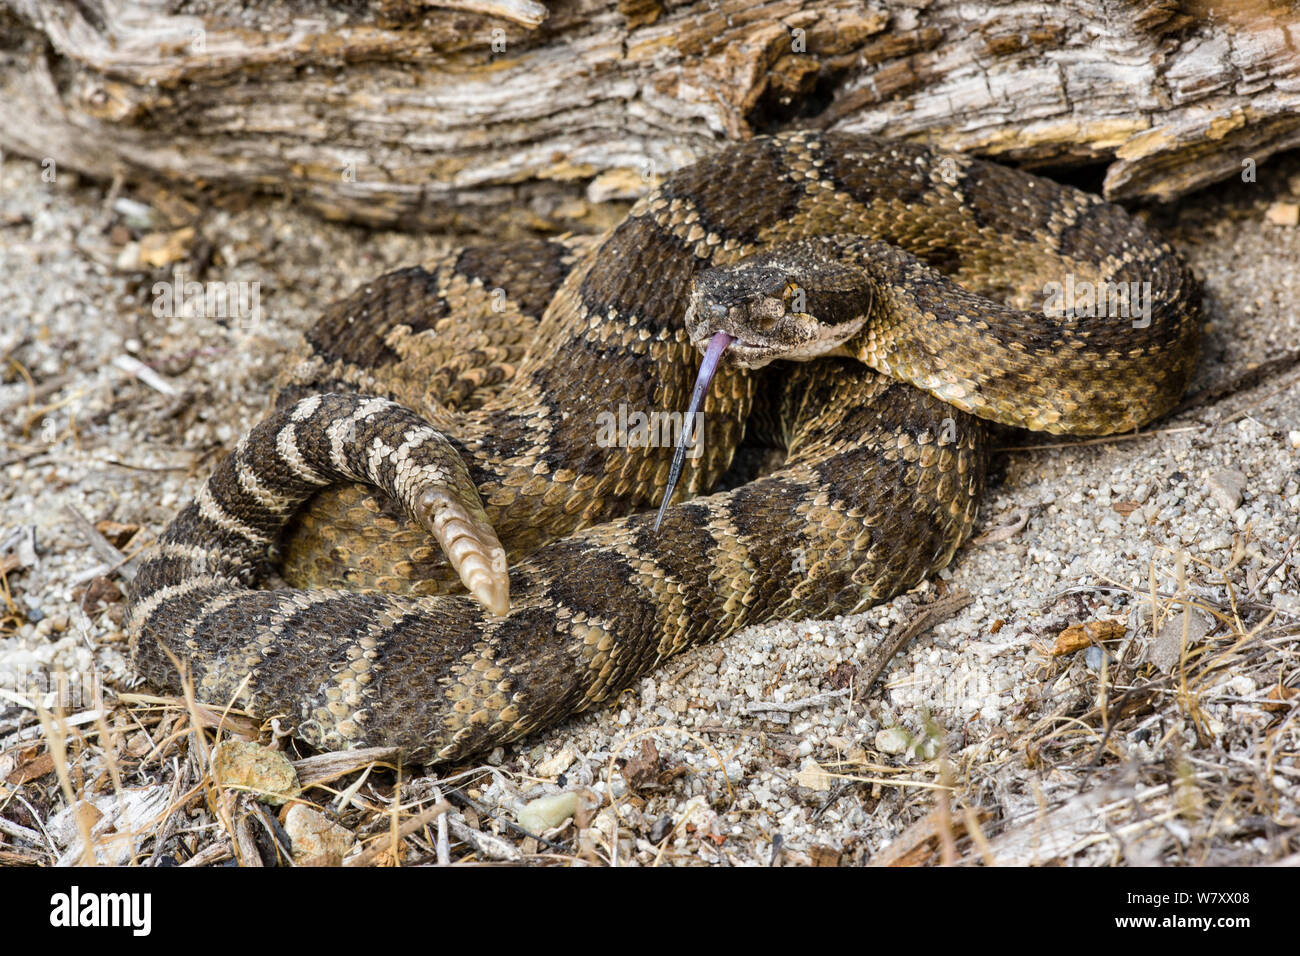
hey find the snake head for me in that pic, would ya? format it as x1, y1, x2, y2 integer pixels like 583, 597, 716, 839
656, 242, 875, 533
685, 245, 873, 369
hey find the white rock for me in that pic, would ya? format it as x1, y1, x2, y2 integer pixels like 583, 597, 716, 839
535, 746, 576, 778
1207, 469, 1247, 512
516, 791, 579, 833
1224, 675, 1255, 697
876, 727, 910, 754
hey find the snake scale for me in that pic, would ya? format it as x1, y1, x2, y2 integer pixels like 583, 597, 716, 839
128, 132, 1201, 764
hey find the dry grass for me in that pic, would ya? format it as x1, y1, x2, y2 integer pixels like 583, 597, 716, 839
1, 536, 1295, 867
891, 548, 1300, 866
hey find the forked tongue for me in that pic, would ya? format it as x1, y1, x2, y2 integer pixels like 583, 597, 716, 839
652, 331, 733, 532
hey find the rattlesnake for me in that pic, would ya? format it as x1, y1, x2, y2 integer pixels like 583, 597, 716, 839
128, 132, 1201, 764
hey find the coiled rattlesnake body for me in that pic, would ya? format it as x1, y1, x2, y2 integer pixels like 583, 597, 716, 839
128, 132, 1200, 763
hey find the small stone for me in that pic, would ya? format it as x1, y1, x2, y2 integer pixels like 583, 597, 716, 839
114, 241, 141, 271
113, 196, 160, 230
137, 227, 195, 268
516, 791, 579, 833
82, 575, 123, 611
1263, 683, 1298, 713
211, 741, 300, 805
535, 746, 576, 778
1203, 531, 1233, 552
1207, 469, 1246, 513
1146, 609, 1212, 673
796, 757, 833, 791
283, 804, 355, 865
827, 661, 858, 689
620, 739, 666, 791
639, 678, 657, 710
1265, 201, 1299, 226
875, 727, 910, 754
1051, 619, 1124, 656
1224, 675, 1255, 697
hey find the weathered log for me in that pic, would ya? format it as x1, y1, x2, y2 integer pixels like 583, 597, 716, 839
1, 0, 1298, 233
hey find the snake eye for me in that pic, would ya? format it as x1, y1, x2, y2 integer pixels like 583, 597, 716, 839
781, 282, 805, 314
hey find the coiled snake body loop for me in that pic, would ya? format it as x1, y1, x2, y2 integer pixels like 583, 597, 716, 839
128, 132, 1200, 763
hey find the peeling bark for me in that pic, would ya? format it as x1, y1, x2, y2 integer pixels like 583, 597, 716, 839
1, 0, 1297, 232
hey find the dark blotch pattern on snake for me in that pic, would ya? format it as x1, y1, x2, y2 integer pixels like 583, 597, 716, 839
128, 132, 1201, 764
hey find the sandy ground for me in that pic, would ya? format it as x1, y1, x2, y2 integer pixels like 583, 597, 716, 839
1, 148, 1297, 866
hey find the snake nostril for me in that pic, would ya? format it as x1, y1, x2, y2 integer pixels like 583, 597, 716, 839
708, 302, 727, 322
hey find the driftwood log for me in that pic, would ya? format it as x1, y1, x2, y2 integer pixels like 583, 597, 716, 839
1, 0, 1298, 233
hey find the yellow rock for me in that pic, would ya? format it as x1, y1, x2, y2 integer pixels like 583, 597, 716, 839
211, 740, 300, 806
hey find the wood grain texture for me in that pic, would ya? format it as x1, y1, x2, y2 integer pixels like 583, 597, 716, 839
1, 0, 1297, 233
